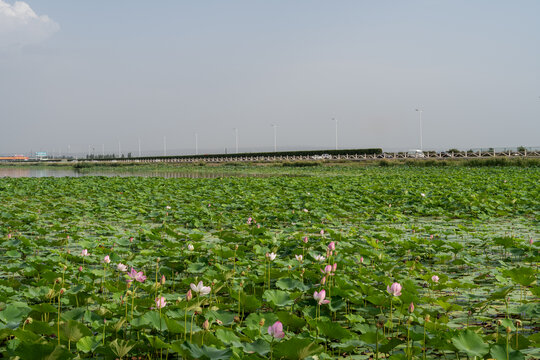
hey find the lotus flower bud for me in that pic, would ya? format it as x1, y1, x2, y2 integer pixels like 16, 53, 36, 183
78, 266, 83, 272
234, 316, 240, 323
516, 320, 522, 327
25, 317, 33, 324
497, 319, 502, 326
425, 314, 430, 322
186, 289, 193, 301
506, 326, 511, 334
203, 319, 210, 330
59, 288, 65, 295
161, 275, 166, 285
409, 302, 415, 313
259, 319, 265, 327
216, 319, 223, 325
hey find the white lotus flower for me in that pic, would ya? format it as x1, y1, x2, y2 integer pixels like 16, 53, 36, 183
190, 281, 211, 296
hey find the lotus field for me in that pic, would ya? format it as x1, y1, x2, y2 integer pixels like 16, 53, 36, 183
0, 166, 538, 359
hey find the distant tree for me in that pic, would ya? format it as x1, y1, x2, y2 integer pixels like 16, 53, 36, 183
517, 146, 526, 152
128, 152, 132, 158
447, 148, 460, 153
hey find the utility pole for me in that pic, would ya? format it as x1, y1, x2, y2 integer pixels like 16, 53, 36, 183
195, 133, 198, 155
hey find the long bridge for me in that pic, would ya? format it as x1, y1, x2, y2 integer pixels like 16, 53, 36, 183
87, 148, 540, 163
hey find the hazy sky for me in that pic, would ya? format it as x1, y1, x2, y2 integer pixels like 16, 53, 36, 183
1, 0, 539, 156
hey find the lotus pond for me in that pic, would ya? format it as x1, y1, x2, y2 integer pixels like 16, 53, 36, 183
0, 166, 538, 359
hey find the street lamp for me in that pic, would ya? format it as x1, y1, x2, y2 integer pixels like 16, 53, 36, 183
195, 133, 198, 155
138, 137, 141, 157
234, 128, 239, 153
271, 124, 277, 152
415, 108, 423, 150
332, 118, 338, 150
163, 136, 167, 156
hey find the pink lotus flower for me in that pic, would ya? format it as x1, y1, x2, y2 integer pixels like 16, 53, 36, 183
103, 255, 110, 264
360, 256, 364, 264
431, 275, 439, 283
161, 275, 166, 285
117, 263, 127, 272
530, 238, 534, 245
155, 296, 166, 309
320, 230, 324, 235
320, 276, 327, 285
78, 266, 83, 272
328, 241, 335, 251
267, 321, 285, 339
186, 289, 193, 301
295, 255, 303, 262
322, 264, 333, 275
7, 233, 12, 239
313, 290, 330, 305
190, 281, 211, 296
387, 282, 402, 296
127, 268, 146, 283
303, 237, 308, 243
332, 263, 337, 272
81, 249, 89, 256
247, 217, 252, 225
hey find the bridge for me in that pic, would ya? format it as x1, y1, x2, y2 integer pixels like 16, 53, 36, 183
84, 148, 540, 163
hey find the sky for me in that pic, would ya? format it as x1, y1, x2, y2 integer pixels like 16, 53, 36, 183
1, 0, 539, 157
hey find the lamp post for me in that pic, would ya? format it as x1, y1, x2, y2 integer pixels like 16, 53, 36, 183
234, 128, 239, 153
195, 133, 198, 155
138, 137, 141, 157
271, 124, 277, 152
415, 108, 423, 150
332, 118, 338, 150
163, 136, 167, 156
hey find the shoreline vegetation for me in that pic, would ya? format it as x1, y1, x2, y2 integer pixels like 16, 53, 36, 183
0, 156, 538, 174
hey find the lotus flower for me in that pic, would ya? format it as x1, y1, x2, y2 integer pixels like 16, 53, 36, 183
161, 275, 166, 285
332, 263, 337, 272
190, 281, 211, 296
103, 255, 110, 264
81, 249, 89, 256
117, 263, 127, 272
320, 230, 324, 235
431, 275, 439, 283
313, 290, 330, 305
155, 296, 166, 309
128, 268, 146, 283
409, 302, 415, 313
247, 217, 252, 225
387, 282, 402, 296
303, 236, 308, 243
267, 321, 285, 339
530, 237, 534, 245
266, 252, 276, 261
321, 264, 333, 275
187, 244, 194, 251
186, 289, 193, 301
314, 255, 325, 262
360, 256, 364, 263
328, 242, 336, 251
295, 255, 303, 262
